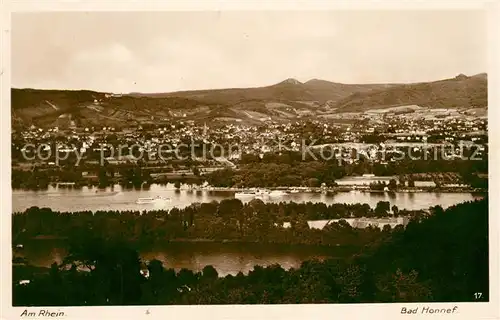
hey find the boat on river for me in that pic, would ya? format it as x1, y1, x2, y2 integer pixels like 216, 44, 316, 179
136, 196, 171, 204
235, 189, 272, 199
235, 191, 256, 199
92, 190, 119, 197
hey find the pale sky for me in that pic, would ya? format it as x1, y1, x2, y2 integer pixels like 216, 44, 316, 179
12, 10, 487, 93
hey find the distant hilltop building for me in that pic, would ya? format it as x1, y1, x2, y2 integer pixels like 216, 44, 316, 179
280, 78, 302, 85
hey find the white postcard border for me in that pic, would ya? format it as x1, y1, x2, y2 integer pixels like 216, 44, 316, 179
1, 1, 498, 320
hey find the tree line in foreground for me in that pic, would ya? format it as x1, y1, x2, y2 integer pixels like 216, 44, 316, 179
13, 200, 424, 247
13, 199, 488, 305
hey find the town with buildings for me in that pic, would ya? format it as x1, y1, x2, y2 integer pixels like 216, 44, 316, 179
11, 106, 488, 192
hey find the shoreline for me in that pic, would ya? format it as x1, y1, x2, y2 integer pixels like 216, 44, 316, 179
11, 185, 487, 194
20, 237, 356, 246
15, 237, 362, 253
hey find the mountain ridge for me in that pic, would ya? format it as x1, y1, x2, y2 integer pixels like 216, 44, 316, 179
11, 73, 487, 128
334, 73, 487, 112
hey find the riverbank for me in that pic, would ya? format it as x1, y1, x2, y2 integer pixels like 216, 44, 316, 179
16, 237, 360, 250
13, 238, 362, 277
201, 186, 486, 194
12, 184, 487, 194
12, 184, 484, 213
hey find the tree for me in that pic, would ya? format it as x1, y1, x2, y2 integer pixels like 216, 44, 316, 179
375, 269, 433, 302
148, 259, 165, 280
388, 179, 398, 191
63, 238, 143, 304
398, 175, 406, 186
202, 265, 219, 281
430, 205, 444, 215
49, 262, 62, 285
98, 167, 109, 188
375, 201, 390, 217
217, 199, 244, 222
174, 181, 181, 189
336, 264, 364, 302
392, 205, 399, 217
408, 178, 415, 188
306, 178, 320, 188
192, 167, 200, 176
433, 179, 442, 189
177, 268, 197, 286
145, 259, 169, 303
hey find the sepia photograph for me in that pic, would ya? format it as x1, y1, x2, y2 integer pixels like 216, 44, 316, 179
1, 2, 499, 319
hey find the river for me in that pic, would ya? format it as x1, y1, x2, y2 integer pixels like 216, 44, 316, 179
12, 183, 483, 213
12, 184, 485, 276
16, 240, 352, 277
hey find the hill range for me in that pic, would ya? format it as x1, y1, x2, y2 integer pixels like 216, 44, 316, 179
11, 73, 487, 128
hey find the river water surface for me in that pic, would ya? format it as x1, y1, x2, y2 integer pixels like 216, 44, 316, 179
12, 183, 483, 213
12, 183, 484, 275
17, 241, 353, 277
